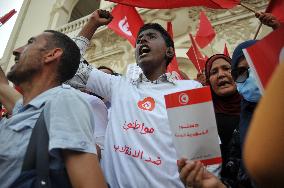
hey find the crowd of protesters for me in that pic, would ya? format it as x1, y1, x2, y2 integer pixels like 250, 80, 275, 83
0, 6, 283, 188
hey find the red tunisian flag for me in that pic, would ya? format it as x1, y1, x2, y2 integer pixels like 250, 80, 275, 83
166, 22, 183, 80
266, 0, 284, 22
243, 25, 284, 92
106, 0, 240, 9
0, 9, 17, 27
108, 4, 144, 47
187, 34, 207, 73
223, 43, 230, 57
195, 11, 216, 49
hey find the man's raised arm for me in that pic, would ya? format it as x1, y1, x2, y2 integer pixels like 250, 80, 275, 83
67, 9, 116, 100
72, 9, 113, 65
0, 66, 21, 114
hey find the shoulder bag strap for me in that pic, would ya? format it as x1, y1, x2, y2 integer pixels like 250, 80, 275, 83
21, 109, 50, 188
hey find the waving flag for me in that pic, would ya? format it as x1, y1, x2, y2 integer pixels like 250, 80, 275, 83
195, 11, 216, 48
166, 22, 182, 80
106, 0, 240, 9
243, 25, 284, 92
187, 47, 207, 73
0, 9, 17, 27
223, 43, 230, 57
266, 0, 284, 22
108, 4, 144, 46
187, 34, 207, 73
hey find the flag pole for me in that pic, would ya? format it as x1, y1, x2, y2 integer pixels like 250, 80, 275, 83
240, 2, 257, 13
239, 3, 262, 40
253, 23, 262, 40
190, 34, 202, 73
192, 47, 202, 73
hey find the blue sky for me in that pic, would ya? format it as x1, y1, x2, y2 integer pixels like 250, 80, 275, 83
0, 0, 24, 58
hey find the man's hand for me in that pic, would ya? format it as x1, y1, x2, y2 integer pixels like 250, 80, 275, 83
178, 158, 226, 188
195, 73, 206, 86
89, 9, 113, 29
255, 12, 281, 30
78, 9, 113, 40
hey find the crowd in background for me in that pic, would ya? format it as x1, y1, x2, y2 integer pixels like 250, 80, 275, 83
0, 7, 283, 188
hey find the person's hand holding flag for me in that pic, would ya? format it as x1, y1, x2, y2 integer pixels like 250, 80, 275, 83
254, 0, 284, 30
255, 12, 281, 30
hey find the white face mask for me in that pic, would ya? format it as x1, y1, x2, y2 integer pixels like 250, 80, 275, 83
237, 68, 262, 103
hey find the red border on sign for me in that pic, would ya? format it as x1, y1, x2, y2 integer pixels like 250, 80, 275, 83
165, 87, 212, 108
200, 157, 222, 166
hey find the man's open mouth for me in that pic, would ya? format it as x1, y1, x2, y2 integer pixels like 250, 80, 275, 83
139, 45, 151, 57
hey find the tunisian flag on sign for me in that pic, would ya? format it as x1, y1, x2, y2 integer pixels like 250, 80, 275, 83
195, 11, 216, 49
166, 22, 183, 80
0, 9, 17, 27
108, 4, 144, 47
107, 0, 240, 9
266, 0, 284, 22
243, 25, 284, 92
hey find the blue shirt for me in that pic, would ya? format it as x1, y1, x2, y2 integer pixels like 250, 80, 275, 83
0, 85, 97, 188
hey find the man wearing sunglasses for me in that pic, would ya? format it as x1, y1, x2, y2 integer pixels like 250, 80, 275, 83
230, 12, 281, 149
230, 40, 262, 187
231, 40, 262, 148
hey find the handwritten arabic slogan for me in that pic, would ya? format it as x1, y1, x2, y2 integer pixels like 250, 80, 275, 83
165, 87, 222, 166
123, 120, 154, 134
117, 119, 158, 165
114, 145, 162, 166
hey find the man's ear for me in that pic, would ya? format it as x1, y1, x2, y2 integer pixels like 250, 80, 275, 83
166, 47, 175, 59
44, 48, 63, 64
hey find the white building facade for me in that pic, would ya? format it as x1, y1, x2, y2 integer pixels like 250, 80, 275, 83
1, 0, 271, 78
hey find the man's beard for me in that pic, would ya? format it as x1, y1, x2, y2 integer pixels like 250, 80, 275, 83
7, 67, 37, 86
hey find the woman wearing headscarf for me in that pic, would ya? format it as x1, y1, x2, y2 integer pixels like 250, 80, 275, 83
205, 54, 243, 187
177, 13, 280, 188
205, 54, 241, 155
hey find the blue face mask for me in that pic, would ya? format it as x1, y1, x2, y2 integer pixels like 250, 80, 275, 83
237, 68, 262, 103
